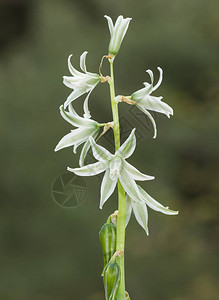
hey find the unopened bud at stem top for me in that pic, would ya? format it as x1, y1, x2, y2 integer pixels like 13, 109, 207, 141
105, 15, 132, 56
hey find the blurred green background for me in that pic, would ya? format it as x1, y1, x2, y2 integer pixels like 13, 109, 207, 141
0, 0, 219, 299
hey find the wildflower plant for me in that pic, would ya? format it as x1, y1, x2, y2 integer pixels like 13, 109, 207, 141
55, 15, 178, 300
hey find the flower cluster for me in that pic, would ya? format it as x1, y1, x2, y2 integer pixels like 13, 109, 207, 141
55, 15, 178, 234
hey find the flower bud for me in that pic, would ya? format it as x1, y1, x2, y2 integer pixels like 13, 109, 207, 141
103, 259, 121, 300
99, 223, 117, 275
105, 15, 132, 55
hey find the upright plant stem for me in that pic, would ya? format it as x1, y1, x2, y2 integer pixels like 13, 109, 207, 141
109, 59, 126, 300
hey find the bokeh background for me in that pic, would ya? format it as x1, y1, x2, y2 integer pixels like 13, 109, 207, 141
0, 0, 219, 299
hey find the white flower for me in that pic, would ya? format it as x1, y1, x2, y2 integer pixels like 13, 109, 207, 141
115, 68, 173, 138
105, 15, 132, 55
63, 51, 101, 118
54, 105, 101, 167
67, 129, 178, 233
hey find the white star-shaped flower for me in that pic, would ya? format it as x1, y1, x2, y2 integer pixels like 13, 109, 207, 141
68, 129, 178, 234
63, 51, 101, 118
54, 104, 102, 167
115, 68, 173, 138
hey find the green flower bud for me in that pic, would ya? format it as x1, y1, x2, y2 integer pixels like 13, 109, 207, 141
99, 223, 117, 274
103, 260, 121, 300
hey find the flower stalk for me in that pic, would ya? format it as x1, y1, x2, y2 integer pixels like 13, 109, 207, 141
108, 58, 126, 299
54, 14, 178, 300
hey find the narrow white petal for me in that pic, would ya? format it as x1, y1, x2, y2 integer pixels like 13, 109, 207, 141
54, 127, 94, 152
100, 169, 118, 209
104, 15, 114, 35
79, 140, 90, 167
138, 185, 178, 215
125, 194, 132, 227
72, 129, 98, 154
137, 106, 157, 138
119, 169, 142, 203
114, 15, 123, 28
115, 128, 136, 159
146, 69, 154, 85
68, 161, 109, 176
64, 89, 85, 109
89, 137, 113, 161
123, 160, 155, 181
120, 17, 132, 40
113, 16, 131, 45
112, 16, 123, 48
83, 90, 92, 119
67, 54, 83, 77
63, 75, 88, 89
132, 200, 149, 235
86, 72, 101, 80
62, 76, 77, 89
138, 95, 173, 118
131, 85, 153, 101
80, 51, 88, 73
73, 139, 85, 154
60, 105, 97, 127
79, 131, 99, 167
152, 67, 163, 92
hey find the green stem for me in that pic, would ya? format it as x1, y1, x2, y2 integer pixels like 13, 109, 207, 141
109, 61, 120, 150
109, 59, 126, 300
